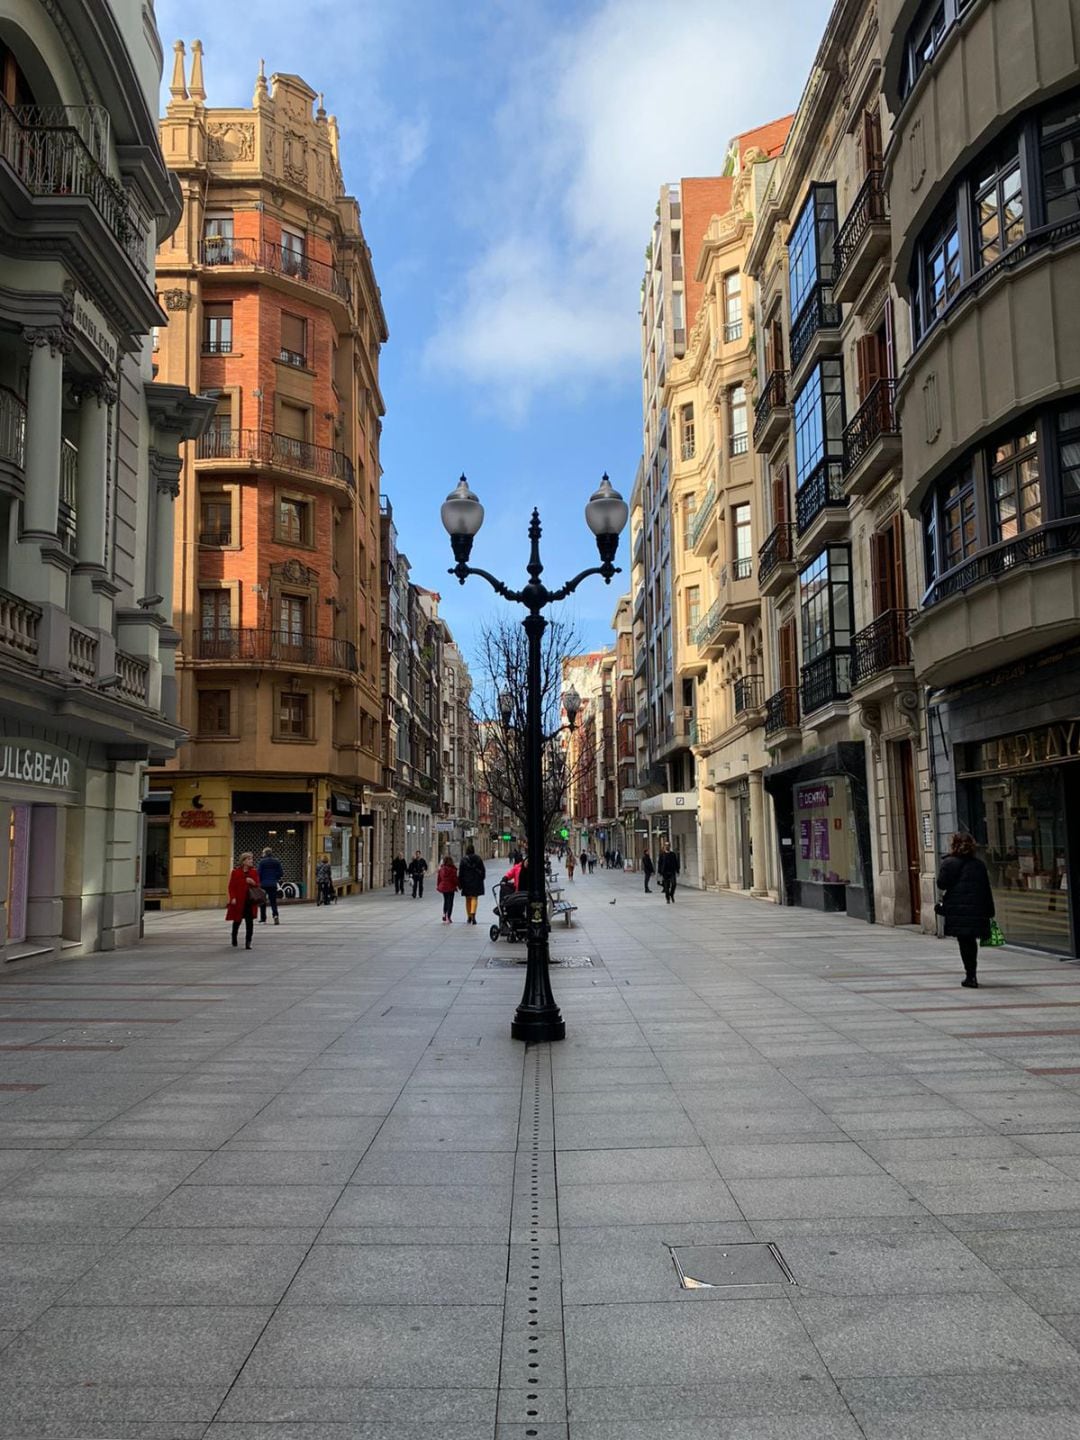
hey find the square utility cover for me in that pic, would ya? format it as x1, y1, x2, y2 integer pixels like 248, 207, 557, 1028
670, 1243, 796, 1289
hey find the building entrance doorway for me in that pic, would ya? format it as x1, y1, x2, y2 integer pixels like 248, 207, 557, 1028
897, 739, 921, 924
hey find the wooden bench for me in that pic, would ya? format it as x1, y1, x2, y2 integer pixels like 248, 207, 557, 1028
550, 899, 577, 928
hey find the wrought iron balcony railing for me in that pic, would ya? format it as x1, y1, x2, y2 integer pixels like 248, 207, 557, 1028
753, 368, 788, 445
801, 649, 851, 715
195, 426, 355, 489
733, 674, 765, 715
764, 686, 799, 736
758, 522, 794, 584
688, 484, 716, 548
795, 459, 847, 535
0, 385, 26, 469
844, 379, 899, 473
0, 96, 146, 268
834, 170, 888, 278
851, 609, 915, 688
194, 627, 358, 671
198, 236, 351, 303
789, 283, 842, 371
693, 597, 725, 648
925, 519, 1080, 606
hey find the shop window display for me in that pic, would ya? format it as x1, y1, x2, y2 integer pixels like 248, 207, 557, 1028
794, 777, 863, 889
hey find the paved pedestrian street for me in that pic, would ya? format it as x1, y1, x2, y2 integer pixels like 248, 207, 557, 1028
4, 877, 1080, 1437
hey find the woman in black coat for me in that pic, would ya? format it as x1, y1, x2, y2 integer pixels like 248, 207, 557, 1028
457, 844, 486, 926
937, 832, 995, 988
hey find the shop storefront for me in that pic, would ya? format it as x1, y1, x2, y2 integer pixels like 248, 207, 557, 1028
764, 742, 874, 920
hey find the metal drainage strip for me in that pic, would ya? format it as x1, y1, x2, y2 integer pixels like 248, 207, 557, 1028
670, 1242, 797, 1289
498, 1044, 565, 1435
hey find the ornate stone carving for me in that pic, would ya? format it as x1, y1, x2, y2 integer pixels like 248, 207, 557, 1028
207, 122, 255, 163
163, 289, 193, 311
264, 128, 275, 169
896, 687, 921, 736
278, 557, 317, 585
72, 377, 117, 407
909, 119, 925, 191
283, 131, 307, 184
923, 373, 941, 444
149, 449, 183, 498
23, 325, 73, 357
858, 702, 883, 761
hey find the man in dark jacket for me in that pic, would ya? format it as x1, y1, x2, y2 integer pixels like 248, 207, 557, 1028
657, 842, 680, 904
257, 848, 284, 924
408, 851, 428, 899
457, 844, 486, 925
391, 853, 407, 895
641, 847, 655, 893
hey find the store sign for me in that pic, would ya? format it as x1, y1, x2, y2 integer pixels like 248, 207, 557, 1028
0, 742, 77, 791
179, 809, 216, 828
797, 785, 832, 810
73, 290, 118, 367
961, 720, 1080, 777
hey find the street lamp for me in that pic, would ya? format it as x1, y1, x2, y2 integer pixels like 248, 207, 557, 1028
442, 472, 627, 1042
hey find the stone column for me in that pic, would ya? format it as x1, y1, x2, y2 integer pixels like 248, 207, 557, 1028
151, 451, 182, 630
70, 378, 117, 630
11, 327, 72, 609
749, 770, 769, 895
713, 788, 730, 888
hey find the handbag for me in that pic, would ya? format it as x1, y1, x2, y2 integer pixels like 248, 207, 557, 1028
249, 883, 267, 905
981, 918, 1005, 948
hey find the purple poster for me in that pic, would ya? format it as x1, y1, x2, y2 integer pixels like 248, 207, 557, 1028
812, 818, 830, 861
799, 819, 811, 859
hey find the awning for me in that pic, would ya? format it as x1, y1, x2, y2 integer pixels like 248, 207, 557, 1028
638, 791, 699, 816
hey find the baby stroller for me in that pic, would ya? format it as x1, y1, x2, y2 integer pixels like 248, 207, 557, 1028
489, 877, 530, 943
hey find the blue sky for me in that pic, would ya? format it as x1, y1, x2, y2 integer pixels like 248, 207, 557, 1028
156, 0, 831, 667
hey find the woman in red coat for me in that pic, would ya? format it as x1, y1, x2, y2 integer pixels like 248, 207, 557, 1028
226, 851, 260, 950
436, 853, 459, 924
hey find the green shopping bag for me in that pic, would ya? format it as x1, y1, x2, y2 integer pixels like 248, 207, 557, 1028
981, 919, 1005, 948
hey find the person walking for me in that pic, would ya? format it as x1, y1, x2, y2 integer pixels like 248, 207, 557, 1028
436, 853, 459, 924
458, 843, 486, 925
226, 851, 261, 950
937, 832, 995, 988
256, 847, 283, 925
391, 853, 407, 895
315, 857, 334, 906
641, 847, 654, 893
566, 851, 576, 883
657, 841, 680, 903
408, 850, 428, 899
580, 848, 588, 875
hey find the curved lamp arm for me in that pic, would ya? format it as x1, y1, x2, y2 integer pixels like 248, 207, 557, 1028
548, 563, 621, 604
448, 562, 523, 605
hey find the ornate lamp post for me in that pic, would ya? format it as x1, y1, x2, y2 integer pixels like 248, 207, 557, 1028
441, 474, 628, 1042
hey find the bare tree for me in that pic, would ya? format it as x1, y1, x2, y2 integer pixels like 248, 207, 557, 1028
474, 614, 590, 845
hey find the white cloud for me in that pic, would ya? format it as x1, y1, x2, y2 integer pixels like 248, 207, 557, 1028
424, 0, 831, 406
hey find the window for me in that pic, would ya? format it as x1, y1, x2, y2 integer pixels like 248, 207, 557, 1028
277, 495, 311, 545
199, 491, 232, 546
1058, 405, 1080, 514
671, 290, 685, 340
799, 545, 852, 663
900, 0, 975, 100
973, 141, 1023, 270
685, 585, 700, 641
280, 313, 307, 367
922, 207, 961, 325
941, 468, 978, 571
199, 590, 232, 656
723, 271, 742, 342
1041, 95, 1080, 224
733, 504, 752, 578
203, 213, 234, 263
793, 359, 845, 489
990, 425, 1041, 540
679, 404, 695, 461
729, 385, 749, 456
788, 183, 837, 321
197, 689, 232, 735
683, 493, 697, 548
278, 691, 311, 739
280, 227, 306, 277
203, 303, 232, 354
279, 594, 308, 644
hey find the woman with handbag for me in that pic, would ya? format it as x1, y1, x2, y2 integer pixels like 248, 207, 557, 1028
226, 851, 262, 950
936, 832, 996, 988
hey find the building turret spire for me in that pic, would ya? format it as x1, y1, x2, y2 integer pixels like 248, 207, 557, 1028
168, 40, 187, 102
188, 39, 205, 103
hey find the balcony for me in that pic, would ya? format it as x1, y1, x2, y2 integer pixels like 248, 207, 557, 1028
912, 519, 1080, 687
636, 703, 649, 733
633, 585, 645, 621
199, 528, 232, 547
0, 385, 26, 477
789, 284, 842, 381
0, 587, 40, 666
833, 171, 890, 305
795, 460, 848, 549
758, 522, 797, 597
632, 529, 644, 566
693, 597, 738, 658
764, 686, 800, 743
689, 484, 717, 555
199, 236, 351, 304
753, 369, 790, 452
850, 609, 915, 699
724, 319, 744, 344
733, 674, 766, 723
0, 96, 147, 271
193, 627, 358, 672
689, 715, 712, 746
719, 557, 759, 625
843, 379, 901, 496
801, 649, 851, 719
68, 623, 98, 683
115, 650, 150, 706
195, 427, 355, 490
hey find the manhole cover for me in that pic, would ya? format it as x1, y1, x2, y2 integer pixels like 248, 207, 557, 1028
670, 1243, 795, 1289
485, 957, 526, 968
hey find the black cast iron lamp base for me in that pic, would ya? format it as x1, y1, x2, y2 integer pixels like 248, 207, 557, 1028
441, 473, 628, 1043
